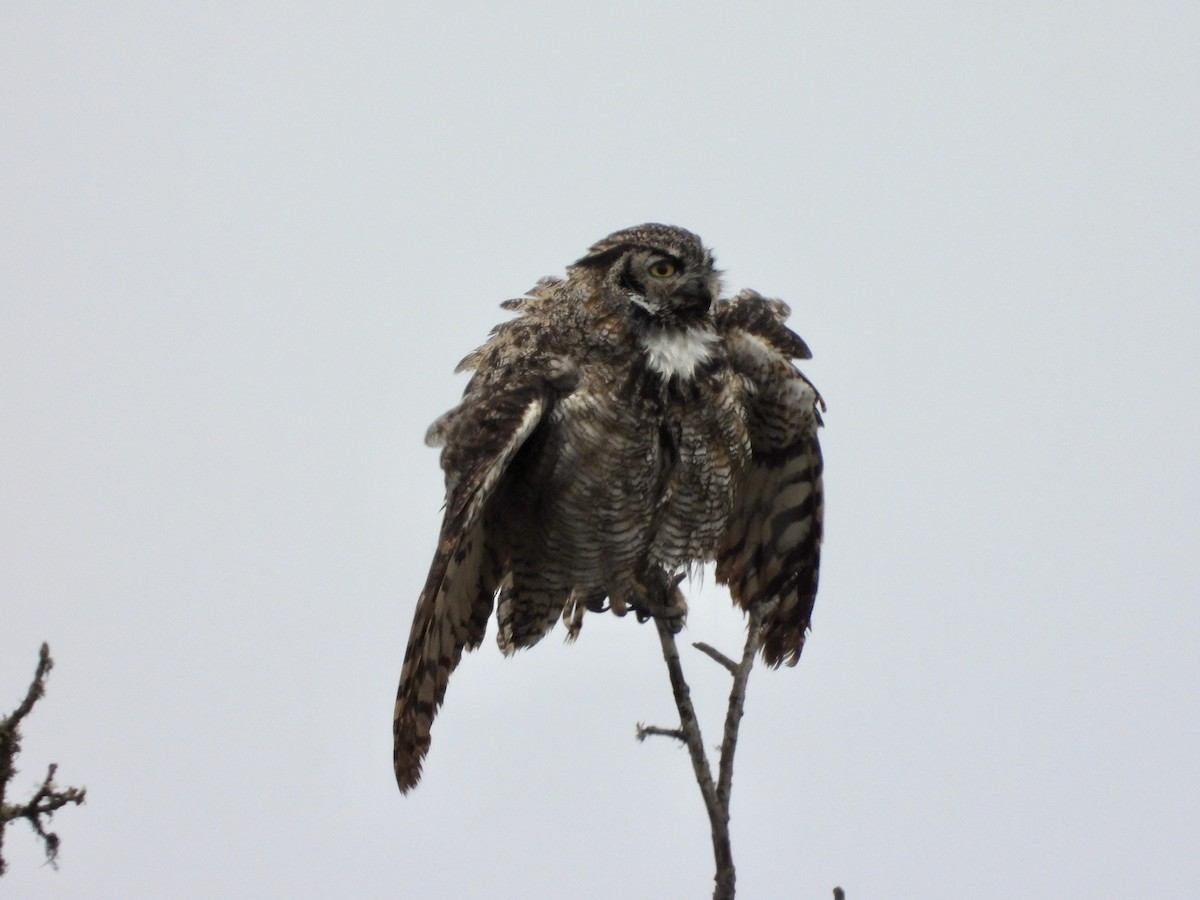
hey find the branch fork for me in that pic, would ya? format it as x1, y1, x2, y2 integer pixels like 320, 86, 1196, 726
638, 601, 776, 900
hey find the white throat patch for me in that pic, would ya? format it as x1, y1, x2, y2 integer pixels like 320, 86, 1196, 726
640, 327, 720, 380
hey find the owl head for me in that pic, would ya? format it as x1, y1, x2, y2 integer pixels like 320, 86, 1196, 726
572, 224, 722, 326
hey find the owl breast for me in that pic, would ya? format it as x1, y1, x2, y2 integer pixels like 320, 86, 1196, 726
501, 359, 750, 603
651, 384, 751, 567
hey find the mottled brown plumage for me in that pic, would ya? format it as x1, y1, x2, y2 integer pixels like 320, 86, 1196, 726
394, 224, 824, 793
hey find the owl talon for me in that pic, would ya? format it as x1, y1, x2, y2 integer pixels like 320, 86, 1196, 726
629, 570, 688, 632
633, 602, 687, 633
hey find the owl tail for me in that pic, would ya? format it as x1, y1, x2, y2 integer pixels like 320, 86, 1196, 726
394, 523, 498, 793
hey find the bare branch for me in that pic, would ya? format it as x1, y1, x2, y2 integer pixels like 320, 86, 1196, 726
0, 644, 86, 876
834, 887, 846, 900
4, 644, 52, 730
635, 724, 685, 743
651, 616, 735, 899
639, 593, 790, 899
715, 601, 774, 809
692, 642, 738, 675
11, 764, 86, 870
651, 618, 720, 812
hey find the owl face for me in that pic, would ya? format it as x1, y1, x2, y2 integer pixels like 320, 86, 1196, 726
574, 224, 722, 327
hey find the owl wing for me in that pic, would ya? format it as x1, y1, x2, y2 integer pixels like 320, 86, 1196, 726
714, 290, 825, 667
394, 380, 549, 792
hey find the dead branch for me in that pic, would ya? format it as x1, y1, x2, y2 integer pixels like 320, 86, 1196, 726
650, 615, 733, 898
692, 642, 738, 675
640, 601, 777, 900
0, 643, 86, 875
635, 724, 685, 743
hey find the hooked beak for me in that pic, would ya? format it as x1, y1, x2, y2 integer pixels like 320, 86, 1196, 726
675, 279, 713, 316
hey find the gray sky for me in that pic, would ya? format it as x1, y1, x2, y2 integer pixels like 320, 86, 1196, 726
2, 3, 1197, 897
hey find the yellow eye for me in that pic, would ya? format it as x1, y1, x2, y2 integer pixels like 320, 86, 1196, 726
648, 259, 677, 278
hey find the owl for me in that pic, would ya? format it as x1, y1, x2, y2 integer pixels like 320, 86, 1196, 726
393, 224, 824, 793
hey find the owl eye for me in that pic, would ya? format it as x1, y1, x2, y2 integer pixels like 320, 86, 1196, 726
647, 259, 677, 278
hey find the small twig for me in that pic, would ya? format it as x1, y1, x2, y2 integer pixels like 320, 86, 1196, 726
692, 642, 738, 675
635, 724, 685, 743
833, 887, 845, 900
13, 764, 86, 869
0, 643, 86, 876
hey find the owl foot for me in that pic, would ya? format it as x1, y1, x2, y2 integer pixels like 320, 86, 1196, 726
630, 570, 688, 634
562, 588, 610, 642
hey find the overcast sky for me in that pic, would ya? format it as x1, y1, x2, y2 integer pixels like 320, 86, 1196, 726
2, 3, 1197, 898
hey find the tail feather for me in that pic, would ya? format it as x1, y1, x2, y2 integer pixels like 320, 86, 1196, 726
496, 562, 568, 654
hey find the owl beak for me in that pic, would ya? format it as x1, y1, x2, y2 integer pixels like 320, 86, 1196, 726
675, 281, 713, 316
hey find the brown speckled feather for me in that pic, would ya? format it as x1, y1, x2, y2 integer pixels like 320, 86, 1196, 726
393, 384, 548, 792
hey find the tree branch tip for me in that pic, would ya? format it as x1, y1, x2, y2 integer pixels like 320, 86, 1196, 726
1, 641, 84, 875
635, 724, 685, 744
691, 641, 738, 674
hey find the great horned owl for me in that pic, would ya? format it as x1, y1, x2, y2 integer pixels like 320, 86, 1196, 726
394, 224, 824, 793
